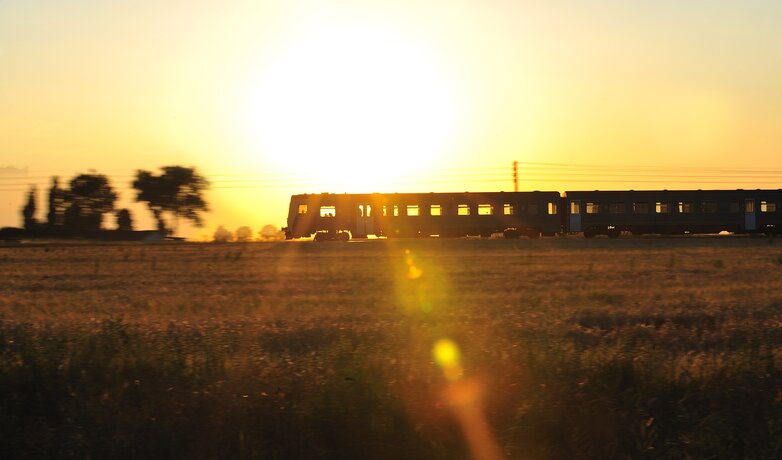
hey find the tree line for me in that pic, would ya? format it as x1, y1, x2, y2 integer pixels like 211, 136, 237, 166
212, 224, 284, 242
16, 166, 209, 238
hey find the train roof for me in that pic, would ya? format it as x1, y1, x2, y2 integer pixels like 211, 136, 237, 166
290, 191, 561, 198
564, 189, 782, 196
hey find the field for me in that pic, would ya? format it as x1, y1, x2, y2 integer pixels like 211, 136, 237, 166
2, 237, 782, 459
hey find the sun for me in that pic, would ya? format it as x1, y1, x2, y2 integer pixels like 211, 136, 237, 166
245, 17, 462, 191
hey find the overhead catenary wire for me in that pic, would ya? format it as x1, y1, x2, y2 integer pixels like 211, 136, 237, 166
2, 161, 782, 194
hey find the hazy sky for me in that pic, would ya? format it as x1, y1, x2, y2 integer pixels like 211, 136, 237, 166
2, 0, 782, 236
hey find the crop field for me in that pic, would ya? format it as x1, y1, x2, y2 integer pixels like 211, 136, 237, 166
2, 237, 782, 459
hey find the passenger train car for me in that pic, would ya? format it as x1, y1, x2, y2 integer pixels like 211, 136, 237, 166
564, 190, 781, 237
284, 192, 561, 240
284, 189, 782, 239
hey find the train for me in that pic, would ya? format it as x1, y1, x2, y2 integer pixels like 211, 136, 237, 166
283, 189, 782, 240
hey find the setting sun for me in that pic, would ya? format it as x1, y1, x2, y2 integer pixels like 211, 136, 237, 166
244, 15, 462, 191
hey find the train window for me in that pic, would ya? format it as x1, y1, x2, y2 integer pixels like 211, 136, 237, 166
761, 201, 776, 213
298, 204, 308, 214
569, 202, 580, 214
586, 202, 599, 214
528, 203, 539, 215
457, 204, 471, 216
701, 201, 718, 213
746, 200, 755, 213
678, 202, 692, 213
655, 202, 669, 213
407, 205, 420, 216
358, 204, 372, 217
730, 202, 740, 213
609, 203, 625, 214
393, 205, 400, 217
430, 204, 442, 216
503, 204, 515, 215
548, 202, 558, 215
633, 202, 649, 213
320, 206, 336, 217
478, 204, 493, 215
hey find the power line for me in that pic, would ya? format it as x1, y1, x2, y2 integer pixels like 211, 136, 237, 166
2, 161, 782, 195
518, 161, 782, 175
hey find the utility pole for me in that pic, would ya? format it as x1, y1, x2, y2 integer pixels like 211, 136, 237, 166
513, 161, 518, 192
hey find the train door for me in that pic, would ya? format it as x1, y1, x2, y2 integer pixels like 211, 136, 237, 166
356, 204, 374, 237
745, 199, 757, 231
569, 201, 582, 232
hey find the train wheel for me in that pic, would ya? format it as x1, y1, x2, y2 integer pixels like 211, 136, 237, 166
526, 229, 541, 239
338, 231, 350, 241
583, 228, 596, 239
503, 229, 520, 239
607, 228, 621, 239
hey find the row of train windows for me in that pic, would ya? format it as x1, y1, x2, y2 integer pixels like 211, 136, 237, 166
571, 201, 777, 214
299, 203, 559, 217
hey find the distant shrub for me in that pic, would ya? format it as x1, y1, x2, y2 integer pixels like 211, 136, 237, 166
259, 224, 284, 241
235, 226, 253, 242
213, 225, 233, 243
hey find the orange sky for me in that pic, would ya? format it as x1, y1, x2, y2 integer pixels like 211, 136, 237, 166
2, 0, 782, 238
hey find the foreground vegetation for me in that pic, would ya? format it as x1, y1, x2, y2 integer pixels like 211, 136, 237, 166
2, 237, 782, 459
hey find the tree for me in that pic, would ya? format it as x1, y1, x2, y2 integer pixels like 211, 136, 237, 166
213, 226, 233, 243
132, 166, 209, 234
47, 176, 66, 227
64, 173, 117, 231
116, 209, 133, 231
21, 186, 37, 230
259, 224, 285, 241
235, 226, 253, 242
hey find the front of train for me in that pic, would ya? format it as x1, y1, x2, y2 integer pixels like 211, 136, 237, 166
282, 194, 311, 239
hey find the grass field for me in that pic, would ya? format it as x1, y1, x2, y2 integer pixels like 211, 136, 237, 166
2, 237, 782, 459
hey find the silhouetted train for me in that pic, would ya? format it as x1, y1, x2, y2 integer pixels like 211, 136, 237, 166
283, 190, 782, 240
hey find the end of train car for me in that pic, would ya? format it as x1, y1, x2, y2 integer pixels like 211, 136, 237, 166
562, 189, 782, 237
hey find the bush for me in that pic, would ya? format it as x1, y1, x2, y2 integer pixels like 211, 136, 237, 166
259, 224, 284, 241
235, 226, 253, 242
213, 225, 233, 242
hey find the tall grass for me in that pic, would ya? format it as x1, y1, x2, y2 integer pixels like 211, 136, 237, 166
1, 238, 782, 458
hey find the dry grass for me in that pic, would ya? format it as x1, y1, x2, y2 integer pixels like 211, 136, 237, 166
2, 237, 782, 459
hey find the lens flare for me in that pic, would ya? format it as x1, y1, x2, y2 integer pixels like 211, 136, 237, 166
432, 338, 502, 460
433, 338, 464, 381
405, 249, 423, 280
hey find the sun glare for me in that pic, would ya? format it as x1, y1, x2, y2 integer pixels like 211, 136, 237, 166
245, 18, 462, 191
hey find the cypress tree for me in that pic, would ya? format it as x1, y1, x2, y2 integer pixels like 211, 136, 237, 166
22, 186, 37, 230
47, 176, 65, 227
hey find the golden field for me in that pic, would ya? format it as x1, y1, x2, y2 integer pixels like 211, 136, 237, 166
2, 237, 782, 459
